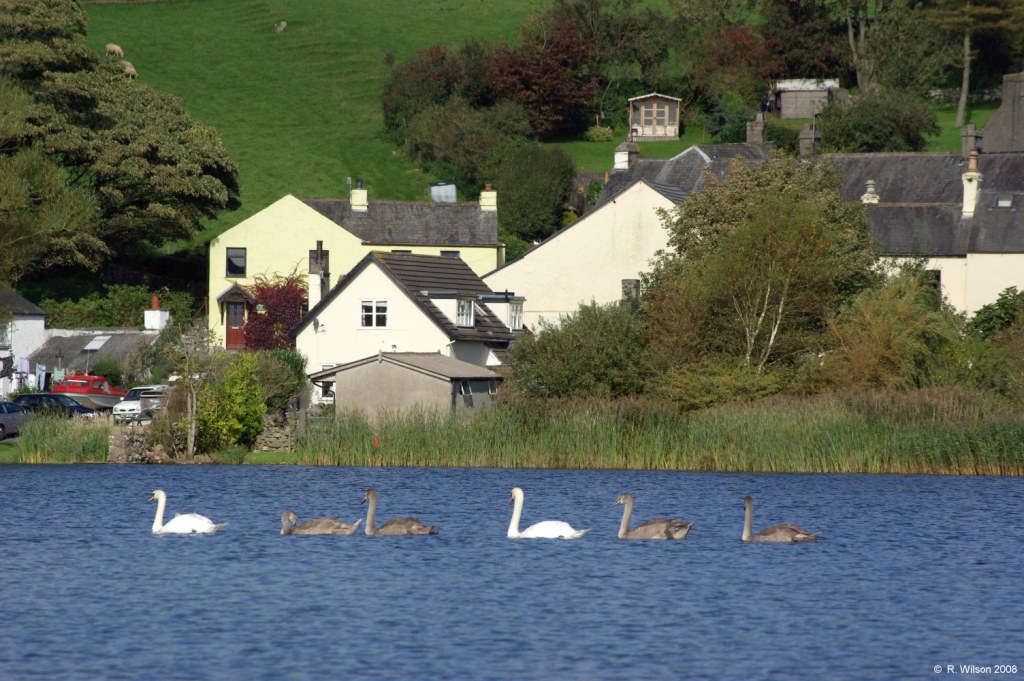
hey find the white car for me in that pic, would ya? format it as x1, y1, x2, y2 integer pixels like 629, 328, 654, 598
112, 385, 169, 424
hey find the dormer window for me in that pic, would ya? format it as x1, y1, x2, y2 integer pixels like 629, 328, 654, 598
994, 195, 1014, 208
509, 302, 523, 331
457, 299, 474, 327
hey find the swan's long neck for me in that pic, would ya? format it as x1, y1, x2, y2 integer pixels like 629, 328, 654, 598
507, 494, 523, 538
365, 495, 377, 536
743, 499, 753, 542
618, 498, 633, 539
152, 495, 166, 533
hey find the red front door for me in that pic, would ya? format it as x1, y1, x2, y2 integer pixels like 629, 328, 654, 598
226, 302, 245, 348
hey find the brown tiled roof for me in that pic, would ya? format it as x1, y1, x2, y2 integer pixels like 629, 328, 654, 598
299, 198, 499, 247
293, 252, 514, 344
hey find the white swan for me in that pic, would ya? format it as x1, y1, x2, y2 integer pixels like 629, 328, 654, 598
361, 488, 437, 536
615, 492, 692, 540
507, 487, 588, 539
280, 510, 363, 535
148, 489, 225, 534
742, 495, 818, 543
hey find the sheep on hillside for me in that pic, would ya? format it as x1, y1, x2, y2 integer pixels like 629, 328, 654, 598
123, 64, 138, 79
105, 43, 124, 58
274, 21, 287, 33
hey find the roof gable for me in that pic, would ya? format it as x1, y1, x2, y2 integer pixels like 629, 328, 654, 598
0, 286, 45, 317
293, 252, 513, 343
311, 352, 500, 381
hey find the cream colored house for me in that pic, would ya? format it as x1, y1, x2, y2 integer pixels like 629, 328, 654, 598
293, 252, 520, 404
831, 149, 1024, 317
485, 142, 771, 329
208, 185, 502, 348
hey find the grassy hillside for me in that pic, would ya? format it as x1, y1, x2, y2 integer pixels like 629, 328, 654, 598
84, 1, 1000, 247
84, 0, 550, 241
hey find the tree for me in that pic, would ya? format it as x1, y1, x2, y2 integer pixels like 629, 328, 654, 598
925, 0, 1024, 127
504, 301, 645, 399
488, 18, 599, 136
968, 287, 1024, 338
0, 0, 240, 257
759, 0, 846, 80
494, 144, 576, 243
167, 321, 217, 459
0, 76, 103, 283
820, 267, 962, 390
381, 44, 463, 141
817, 88, 939, 152
243, 272, 307, 350
645, 153, 877, 374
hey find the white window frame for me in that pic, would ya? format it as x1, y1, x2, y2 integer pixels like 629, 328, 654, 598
457, 299, 474, 327
509, 302, 523, 331
360, 299, 388, 328
318, 364, 337, 402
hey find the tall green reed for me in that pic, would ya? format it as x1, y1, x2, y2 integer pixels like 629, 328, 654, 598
16, 415, 111, 464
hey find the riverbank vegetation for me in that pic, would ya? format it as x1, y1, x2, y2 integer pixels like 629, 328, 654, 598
294, 388, 1024, 475
14, 415, 110, 464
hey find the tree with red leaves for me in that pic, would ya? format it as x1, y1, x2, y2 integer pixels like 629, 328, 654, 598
487, 19, 599, 137
242, 272, 307, 350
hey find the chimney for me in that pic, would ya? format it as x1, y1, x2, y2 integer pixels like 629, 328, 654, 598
962, 148, 982, 217
613, 141, 639, 170
479, 183, 497, 212
308, 240, 329, 307
961, 123, 983, 158
144, 296, 170, 331
746, 112, 766, 146
351, 176, 368, 212
860, 180, 879, 204
798, 124, 820, 159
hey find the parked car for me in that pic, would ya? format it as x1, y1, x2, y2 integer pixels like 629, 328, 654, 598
14, 393, 96, 419
0, 401, 32, 439
112, 384, 169, 424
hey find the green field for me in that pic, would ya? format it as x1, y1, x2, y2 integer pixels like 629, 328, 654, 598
84, 1, 999, 246
84, 0, 550, 241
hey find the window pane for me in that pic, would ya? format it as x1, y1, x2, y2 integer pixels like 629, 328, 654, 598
226, 248, 246, 277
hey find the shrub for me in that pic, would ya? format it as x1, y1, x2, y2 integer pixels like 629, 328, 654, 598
817, 89, 939, 152
584, 125, 614, 142
90, 356, 123, 388
764, 119, 799, 154
504, 301, 645, 399
696, 91, 751, 143
196, 353, 266, 452
495, 143, 576, 242
40, 284, 195, 328
648, 355, 789, 411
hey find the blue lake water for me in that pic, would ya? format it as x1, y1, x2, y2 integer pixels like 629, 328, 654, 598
1, 464, 1022, 680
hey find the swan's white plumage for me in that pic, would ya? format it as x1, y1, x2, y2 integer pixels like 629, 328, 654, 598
149, 489, 225, 535
507, 487, 588, 540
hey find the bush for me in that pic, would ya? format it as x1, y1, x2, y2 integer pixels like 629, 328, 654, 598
764, 119, 800, 154
584, 125, 614, 142
196, 353, 266, 452
817, 89, 939, 152
495, 143, 576, 242
648, 356, 789, 411
40, 284, 195, 328
504, 301, 645, 399
90, 356, 123, 388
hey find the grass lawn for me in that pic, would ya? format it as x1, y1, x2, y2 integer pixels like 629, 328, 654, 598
926, 102, 999, 152
84, 0, 549, 243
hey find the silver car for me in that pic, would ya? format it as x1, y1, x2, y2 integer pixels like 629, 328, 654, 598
0, 401, 32, 439
112, 385, 169, 424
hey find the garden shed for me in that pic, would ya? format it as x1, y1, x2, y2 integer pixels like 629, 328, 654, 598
773, 79, 840, 119
627, 93, 681, 141
309, 352, 501, 416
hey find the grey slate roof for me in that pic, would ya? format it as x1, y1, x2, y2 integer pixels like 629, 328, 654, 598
293, 252, 514, 344
595, 143, 771, 208
29, 331, 158, 374
300, 198, 500, 247
829, 152, 1024, 256
310, 352, 499, 381
0, 286, 45, 316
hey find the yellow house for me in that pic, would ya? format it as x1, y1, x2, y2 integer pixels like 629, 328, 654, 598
208, 184, 502, 348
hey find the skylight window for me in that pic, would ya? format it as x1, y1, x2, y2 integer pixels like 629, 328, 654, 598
83, 335, 111, 351
994, 195, 1014, 209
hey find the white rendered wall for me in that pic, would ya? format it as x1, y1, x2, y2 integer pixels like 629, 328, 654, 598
484, 182, 673, 329
964, 253, 1024, 315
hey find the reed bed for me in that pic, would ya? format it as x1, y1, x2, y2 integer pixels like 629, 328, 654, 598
16, 416, 111, 464
294, 389, 1024, 475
